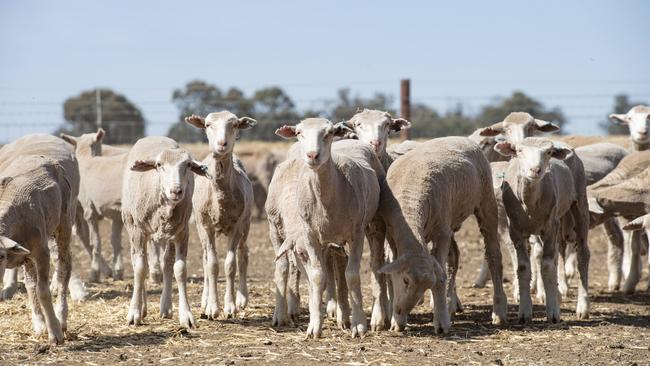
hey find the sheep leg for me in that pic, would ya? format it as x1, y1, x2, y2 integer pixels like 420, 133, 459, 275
111, 218, 124, 281
367, 220, 389, 331
173, 230, 195, 329
473, 260, 491, 288
54, 225, 72, 333
1, 267, 18, 300
384, 240, 396, 312
622, 230, 642, 294
126, 228, 148, 326
236, 232, 249, 311
323, 250, 337, 318
347, 234, 367, 338
540, 224, 561, 323
269, 224, 290, 327
447, 237, 462, 316
557, 240, 569, 297
511, 232, 532, 323
531, 238, 545, 302
333, 250, 351, 329
75, 208, 112, 278
23, 260, 46, 337
295, 243, 325, 339
196, 222, 219, 319
223, 231, 243, 318
646, 229, 650, 291
603, 218, 624, 291
571, 204, 590, 319
159, 242, 174, 319
431, 231, 452, 334
622, 227, 633, 280
87, 216, 102, 283
147, 240, 162, 285
35, 246, 64, 344
287, 252, 301, 322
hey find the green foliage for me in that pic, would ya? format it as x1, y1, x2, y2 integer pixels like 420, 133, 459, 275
599, 94, 648, 135
409, 103, 478, 138
60, 88, 145, 144
474, 91, 567, 130
328, 88, 395, 123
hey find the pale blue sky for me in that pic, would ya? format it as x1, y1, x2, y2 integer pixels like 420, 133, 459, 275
1, 0, 648, 141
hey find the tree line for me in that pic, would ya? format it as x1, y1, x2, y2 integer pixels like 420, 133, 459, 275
58, 80, 644, 144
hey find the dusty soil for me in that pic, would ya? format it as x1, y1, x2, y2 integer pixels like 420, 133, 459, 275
1, 137, 649, 365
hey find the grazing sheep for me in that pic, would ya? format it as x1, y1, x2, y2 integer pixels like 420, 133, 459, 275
378, 137, 507, 333
494, 138, 590, 322
270, 118, 385, 338
184, 112, 257, 319
609, 105, 650, 151
121, 136, 208, 329
0, 134, 79, 344
588, 164, 650, 293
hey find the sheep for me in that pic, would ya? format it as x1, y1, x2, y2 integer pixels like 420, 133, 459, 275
609, 105, 650, 151
0, 134, 79, 344
184, 111, 257, 319
238, 149, 284, 220
121, 136, 209, 329
588, 164, 650, 293
377, 137, 507, 333
468, 128, 509, 163
494, 137, 590, 322
270, 118, 385, 338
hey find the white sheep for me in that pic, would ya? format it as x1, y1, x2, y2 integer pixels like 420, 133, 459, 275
184, 111, 257, 319
270, 118, 385, 338
494, 137, 590, 322
609, 105, 650, 151
378, 137, 507, 333
0, 134, 79, 344
121, 136, 208, 329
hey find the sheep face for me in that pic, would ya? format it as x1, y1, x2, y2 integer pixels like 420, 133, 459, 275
130, 149, 208, 203
0, 236, 30, 274
379, 254, 436, 330
275, 118, 352, 170
184, 112, 257, 157
495, 138, 572, 182
347, 109, 410, 154
479, 112, 560, 143
609, 106, 650, 146
61, 128, 105, 156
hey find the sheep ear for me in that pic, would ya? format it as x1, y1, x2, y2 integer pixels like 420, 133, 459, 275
378, 255, 409, 274
189, 160, 211, 178
275, 239, 295, 261
609, 113, 628, 125
588, 196, 604, 214
390, 118, 411, 132
550, 146, 573, 160
130, 159, 156, 172
332, 122, 354, 138
0, 236, 30, 267
534, 119, 560, 133
478, 127, 501, 137
60, 134, 77, 146
275, 125, 298, 139
494, 141, 517, 157
622, 217, 646, 231
236, 117, 257, 130
95, 128, 106, 142
484, 122, 506, 134
185, 115, 206, 129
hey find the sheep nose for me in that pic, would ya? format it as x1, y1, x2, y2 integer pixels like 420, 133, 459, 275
639, 129, 647, 136
306, 151, 319, 161
369, 139, 381, 150
216, 140, 227, 148
171, 186, 183, 195
530, 167, 541, 175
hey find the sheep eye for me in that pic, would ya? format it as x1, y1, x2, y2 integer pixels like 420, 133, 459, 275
403, 277, 409, 286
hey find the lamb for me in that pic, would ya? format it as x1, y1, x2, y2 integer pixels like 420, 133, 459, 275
121, 136, 208, 329
184, 111, 257, 319
609, 105, 650, 151
377, 137, 507, 333
494, 137, 590, 322
0, 134, 79, 344
588, 164, 650, 293
269, 118, 385, 338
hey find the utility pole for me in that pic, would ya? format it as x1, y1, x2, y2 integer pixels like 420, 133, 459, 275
96, 89, 102, 130
400, 79, 410, 140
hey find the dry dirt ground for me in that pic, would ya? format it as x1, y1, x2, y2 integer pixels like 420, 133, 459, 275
1, 138, 650, 365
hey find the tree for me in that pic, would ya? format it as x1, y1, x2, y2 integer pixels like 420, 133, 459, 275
475, 91, 567, 132
167, 80, 253, 142
409, 103, 478, 138
600, 94, 648, 135
328, 88, 395, 123
249, 87, 300, 140
60, 88, 145, 144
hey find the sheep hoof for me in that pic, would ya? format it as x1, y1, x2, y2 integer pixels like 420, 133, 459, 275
127, 308, 143, 326
326, 299, 337, 318
0, 286, 17, 301
492, 312, 506, 326
203, 303, 219, 320
236, 293, 248, 311
223, 302, 237, 319
88, 270, 100, 283
179, 310, 196, 330
48, 328, 65, 345
351, 323, 366, 338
